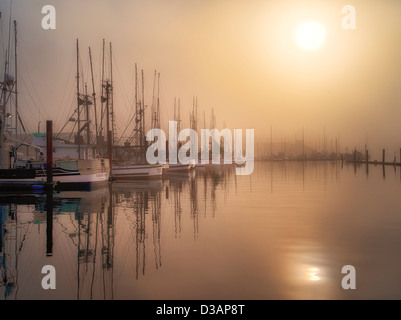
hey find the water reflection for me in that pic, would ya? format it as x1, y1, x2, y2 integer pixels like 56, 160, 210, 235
0, 161, 401, 299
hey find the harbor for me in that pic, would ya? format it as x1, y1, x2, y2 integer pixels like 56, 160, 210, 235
1, 0, 401, 303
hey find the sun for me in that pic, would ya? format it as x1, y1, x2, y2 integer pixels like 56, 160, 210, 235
296, 22, 326, 51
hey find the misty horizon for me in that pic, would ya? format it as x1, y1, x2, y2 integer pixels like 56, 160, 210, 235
1, 0, 401, 161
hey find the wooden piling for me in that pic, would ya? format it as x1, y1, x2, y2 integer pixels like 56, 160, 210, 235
46, 120, 53, 256
46, 120, 53, 184
46, 189, 53, 256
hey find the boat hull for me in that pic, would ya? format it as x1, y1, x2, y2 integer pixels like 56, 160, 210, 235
112, 164, 163, 180
0, 159, 110, 191
164, 163, 192, 173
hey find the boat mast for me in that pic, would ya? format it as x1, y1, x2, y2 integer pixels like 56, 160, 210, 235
141, 69, 145, 150
89, 47, 98, 147
100, 39, 105, 149
134, 63, 139, 147
109, 42, 115, 146
151, 70, 156, 130
85, 83, 90, 157
14, 20, 17, 139
157, 72, 160, 129
76, 39, 81, 159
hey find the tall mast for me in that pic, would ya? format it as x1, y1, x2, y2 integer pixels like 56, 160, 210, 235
13, 20, 17, 139
109, 42, 115, 145
76, 39, 81, 158
134, 63, 138, 147
85, 83, 90, 149
174, 97, 176, 123
141, 69, 145, 149
157, 72, 160, 129
177, 98, 181, 133
151, 70, 157, 130
89, 47, 98, 146
100, 39, 105, 145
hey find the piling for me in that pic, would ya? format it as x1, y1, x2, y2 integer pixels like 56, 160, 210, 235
46, 120, 53, 256
46, 190, 53, 256
365, 149, 369, 176
46, 120, 53, 184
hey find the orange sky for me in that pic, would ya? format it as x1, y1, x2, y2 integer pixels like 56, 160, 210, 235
1, 0, 401, 159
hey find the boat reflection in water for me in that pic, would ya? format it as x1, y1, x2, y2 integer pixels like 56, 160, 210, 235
4, 161, 399, 299
0, 164, 234, 300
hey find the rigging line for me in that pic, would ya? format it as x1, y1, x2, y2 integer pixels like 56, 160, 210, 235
67, 118, 77, 142
6, 0, 12, 74
19, 41, 59, 107
112, 54, 132, 114
116, 111, 138, 145
19, 57, 50, 117
0, 12, 6, 63
56, 81, 76, 135
19, 78, 51, 124
57, 108, 77, 137
113, 81, 132, 132
54, 53, 75, 129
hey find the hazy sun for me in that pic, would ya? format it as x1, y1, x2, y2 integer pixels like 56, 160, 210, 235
296, 22, 326, 51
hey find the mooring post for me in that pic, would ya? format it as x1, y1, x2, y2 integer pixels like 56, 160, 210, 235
46, 189, 53, 256
365, 149, 369, 176
46, 120, 53, 184
46, 120, 53, 256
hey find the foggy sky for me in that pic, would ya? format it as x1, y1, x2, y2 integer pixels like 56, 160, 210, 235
1, 0, 401, 160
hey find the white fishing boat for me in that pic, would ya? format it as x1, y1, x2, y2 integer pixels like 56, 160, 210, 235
112, 163, 163, 180
31, 134, 110, 190
164, 162, 192, 173
0, 34, 111, 191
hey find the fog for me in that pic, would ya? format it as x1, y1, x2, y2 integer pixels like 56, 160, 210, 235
1, 0, 401, 160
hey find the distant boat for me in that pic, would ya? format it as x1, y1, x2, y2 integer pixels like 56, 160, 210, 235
110, 64, 164, 181
112, 163, 163, 180
164, 162, 192, 173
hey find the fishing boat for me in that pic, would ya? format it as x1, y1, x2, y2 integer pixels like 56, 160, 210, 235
0, 19, 47, 190
21, 39, 113, 190
164, 162, 192, 173
111, 64, 163, 180
112, 163, 163, 180
31, 135, 110, 190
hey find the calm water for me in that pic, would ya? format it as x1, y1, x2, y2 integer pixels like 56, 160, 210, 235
1, 161, 401, 300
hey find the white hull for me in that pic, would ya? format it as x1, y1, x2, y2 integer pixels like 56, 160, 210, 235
54, 172, 109, 184
52, 158, 110, 188
112, 164, 163, 180
0, 158, 110, 190
164, 163, 192, 172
